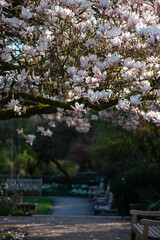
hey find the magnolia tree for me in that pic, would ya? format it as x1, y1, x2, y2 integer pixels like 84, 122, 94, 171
0, 0, 160, 144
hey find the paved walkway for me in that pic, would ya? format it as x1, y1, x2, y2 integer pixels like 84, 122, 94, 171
51, 196, 94, 216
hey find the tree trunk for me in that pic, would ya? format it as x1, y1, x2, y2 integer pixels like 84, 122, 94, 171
52, 158, 72, 186
50, 149, 72, 186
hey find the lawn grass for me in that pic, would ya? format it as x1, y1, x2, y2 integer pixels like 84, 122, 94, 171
23, 196, 53, 214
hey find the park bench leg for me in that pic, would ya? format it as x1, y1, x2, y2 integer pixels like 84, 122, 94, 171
131, 230, 136, 240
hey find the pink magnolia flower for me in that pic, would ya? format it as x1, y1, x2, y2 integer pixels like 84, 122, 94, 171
89, 54, 97, 64
136, 22, 149, 37
99, 90, 110, 101
26, 134, 36, 146
17, 128, 23, 134
1, 53, 11, 61
96, 61, 107, 71
43, 129, 53, 137
134, 61, 146, 71
150, 24, 160, 37
8, 99, 20, 109
23, 45, 36, 57
93, 65, 101, 77
146, 36, 155, 46
141, 80, 152, 95
21, 7, 32, 19
108, 27, 121, 38
87, 89, 100, 103
110, 37, 121, 47
78, 70, 88, 78
67, 67, 77, 77
97, 23, 110, 35
99, 0, 111, 8
130, 94, 142, 106
71, 102, 86, 113
70, 75, 83, 84
124, 57, 135, 69
37, 126, 45, 133
118, 99, 130, 110
0, 0, 9, 8
1, 47, 12, 54
91, 114, 98, 120
80, 56, 90, 69
107, 53, 121, 66
14, 106, 22, 115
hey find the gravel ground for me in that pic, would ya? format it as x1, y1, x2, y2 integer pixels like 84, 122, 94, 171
0, 216, 131, 240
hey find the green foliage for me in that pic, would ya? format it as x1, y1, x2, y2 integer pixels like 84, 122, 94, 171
86, 120, 140, 173
42, 183, 70, 196
110, 164, 160, 214
23, 196, 53, 214
0, 232, 13, 239
147, 200, 160, 211
14, 150, 37, 176
0, 148, 11, 174
0, 118, 38, 176
55, 159, 79, 176
42, 183, 59, 195
33, 122, 79, 175
69, 184, 89, 196
136, 186, 158, 204
0, 196, 26, 216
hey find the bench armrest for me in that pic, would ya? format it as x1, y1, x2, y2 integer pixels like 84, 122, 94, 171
141, 219, 160, 226
130, 210, 160, 224
130, 210, 160, 217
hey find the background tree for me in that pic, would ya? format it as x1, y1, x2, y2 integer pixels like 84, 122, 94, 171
0, 118, 38, 177
86, 119, 160, 178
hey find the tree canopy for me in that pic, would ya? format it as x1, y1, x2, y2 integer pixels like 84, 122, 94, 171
0, 0, 160, 143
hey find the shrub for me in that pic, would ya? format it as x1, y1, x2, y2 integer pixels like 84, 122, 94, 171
110, 164, 160, 215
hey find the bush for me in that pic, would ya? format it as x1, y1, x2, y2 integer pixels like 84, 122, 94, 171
69, 184, 89, 196
42, 183, 70, 196
0, 196, 26, 216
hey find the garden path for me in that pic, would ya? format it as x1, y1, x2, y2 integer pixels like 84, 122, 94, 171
51, 196, 94, 216
0, 216, 131, 240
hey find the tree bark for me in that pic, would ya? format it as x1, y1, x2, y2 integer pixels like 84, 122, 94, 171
53, 159, 72, 186
51, 150, 72, 186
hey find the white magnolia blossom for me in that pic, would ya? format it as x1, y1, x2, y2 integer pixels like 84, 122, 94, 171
124, 58, 135, 69
99, 0, 111, 8
141, 81, 152, 95
118, 99, 130, 110
107, 54, 121, 66
8, 99, 20, 108
26, 134, 36, 146
91, 114, 99, 120
144, 111, 160, 126
136, 22, 149, 37
71, 102, 86, 113
67, 67, 78, 77
130, 94, 142, 106
0, 0, 10, 8
108, 27, 121, 38
17, 128, 23, 134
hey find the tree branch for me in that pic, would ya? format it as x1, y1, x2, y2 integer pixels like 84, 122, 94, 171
0, 97, 119, 121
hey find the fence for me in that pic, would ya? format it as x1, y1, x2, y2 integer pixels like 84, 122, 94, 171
6, 178, 43, 195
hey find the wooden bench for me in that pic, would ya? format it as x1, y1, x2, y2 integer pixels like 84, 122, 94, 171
16, 202, 38, 213
94, 192, 118, 215
130, 210, 160, 240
